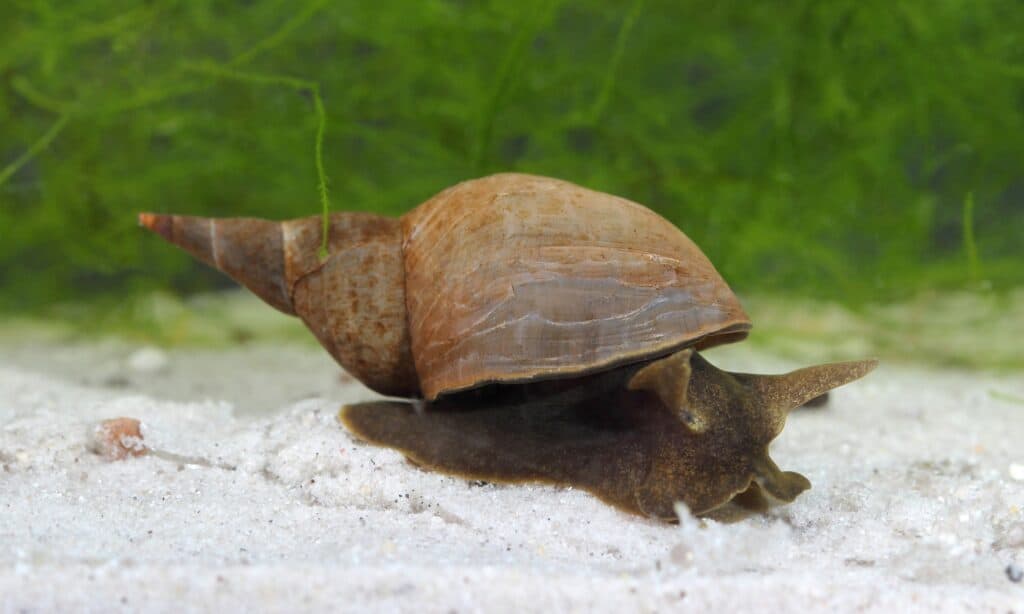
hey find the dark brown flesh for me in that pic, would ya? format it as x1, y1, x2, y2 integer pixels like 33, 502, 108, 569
341, 350, 877, 520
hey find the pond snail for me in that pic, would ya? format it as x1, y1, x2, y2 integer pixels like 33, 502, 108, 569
141, 173, 875, 519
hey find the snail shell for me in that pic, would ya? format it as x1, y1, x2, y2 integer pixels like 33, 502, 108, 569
140, 173, 750, 399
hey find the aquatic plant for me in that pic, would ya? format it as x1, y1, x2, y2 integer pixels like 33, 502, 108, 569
2, 0, 1022, 312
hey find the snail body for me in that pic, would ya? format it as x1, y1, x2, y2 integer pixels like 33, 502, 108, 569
141, 173, 875, 519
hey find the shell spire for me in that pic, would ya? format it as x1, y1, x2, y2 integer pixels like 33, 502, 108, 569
139, 211, 421, 399
138, 213, 294, 315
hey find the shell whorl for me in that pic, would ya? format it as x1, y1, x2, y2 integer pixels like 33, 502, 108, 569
284, 213, 420, 398
400, 173, 751, 400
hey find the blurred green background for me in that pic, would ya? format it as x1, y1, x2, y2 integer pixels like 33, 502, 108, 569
2, 0, 1023, 365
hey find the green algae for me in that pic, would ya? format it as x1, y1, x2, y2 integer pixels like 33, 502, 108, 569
1, 1, 1023, 342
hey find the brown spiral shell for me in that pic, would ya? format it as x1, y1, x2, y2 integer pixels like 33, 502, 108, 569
141, 173, 750, 399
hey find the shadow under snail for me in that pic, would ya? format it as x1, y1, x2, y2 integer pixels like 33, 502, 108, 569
140, 173, 876, 520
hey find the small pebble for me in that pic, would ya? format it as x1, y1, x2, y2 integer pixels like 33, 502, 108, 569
91, 418, 148, 460
1008, 563, 1023, 583
128, 347, 169, 373
1008, 463, 1024, 481
670, 544, 695, 567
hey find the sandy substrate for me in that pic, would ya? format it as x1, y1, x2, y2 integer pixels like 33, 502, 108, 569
1, 339, 1023, 612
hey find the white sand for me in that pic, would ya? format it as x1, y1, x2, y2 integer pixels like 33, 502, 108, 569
2, 339, 1023, 612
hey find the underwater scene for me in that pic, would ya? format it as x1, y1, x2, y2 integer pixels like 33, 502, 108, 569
2, 2, 1023, 611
